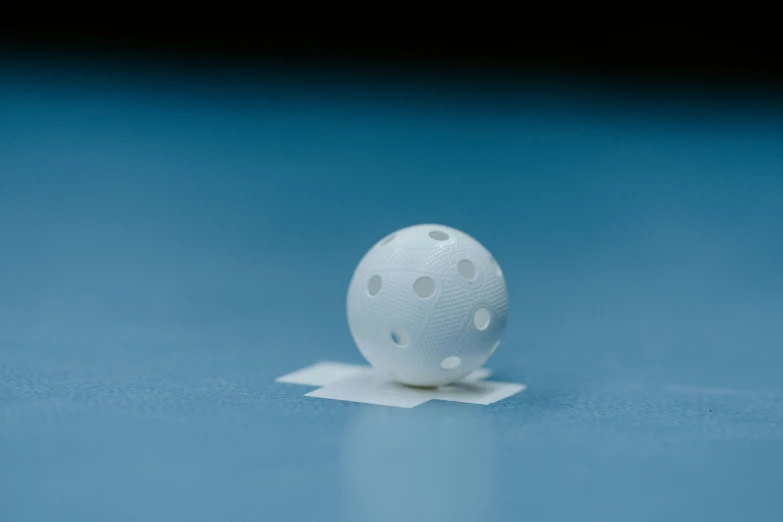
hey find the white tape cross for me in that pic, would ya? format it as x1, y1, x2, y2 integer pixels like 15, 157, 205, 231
276, 361, 525, 408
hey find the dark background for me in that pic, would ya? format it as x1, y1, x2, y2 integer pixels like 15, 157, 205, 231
2, 28, 782, 90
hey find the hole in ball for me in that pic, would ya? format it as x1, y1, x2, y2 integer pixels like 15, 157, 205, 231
428, 230, 449, 241
458, 259, 477, 280
440, 356, 461, 370
474, 308, 491, 331
367, 275, 382, 296
390, 329, 410, 347
413, 276, 436, 299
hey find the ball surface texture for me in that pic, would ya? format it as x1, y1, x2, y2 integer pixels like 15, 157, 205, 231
346, 224, 508, 386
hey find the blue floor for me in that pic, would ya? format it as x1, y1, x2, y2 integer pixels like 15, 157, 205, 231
1, 60, 782, 521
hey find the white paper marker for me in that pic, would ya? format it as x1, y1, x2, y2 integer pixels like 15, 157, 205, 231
276, 361, 525, 408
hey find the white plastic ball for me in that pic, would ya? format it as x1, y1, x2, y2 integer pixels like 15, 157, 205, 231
346, 224, 509, 387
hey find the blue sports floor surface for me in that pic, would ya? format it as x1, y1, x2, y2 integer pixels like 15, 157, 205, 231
1, 59, 782, 521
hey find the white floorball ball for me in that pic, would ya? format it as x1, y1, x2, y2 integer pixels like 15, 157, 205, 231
346, 224, 509, 387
